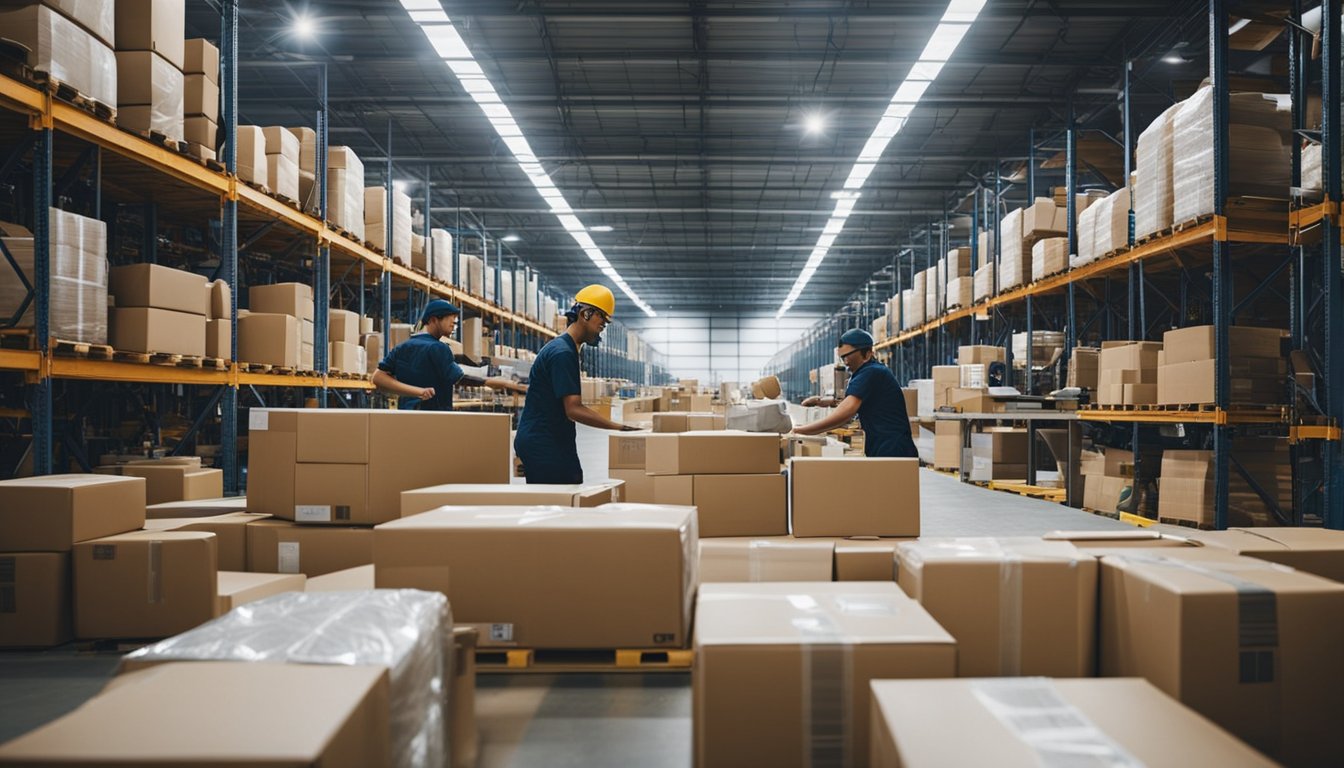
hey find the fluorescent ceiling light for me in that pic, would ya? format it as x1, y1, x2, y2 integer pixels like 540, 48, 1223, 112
777, 0, 984, 318
589, 225, 614, 232
804, 112, 827, 134
502, 234, 521, 242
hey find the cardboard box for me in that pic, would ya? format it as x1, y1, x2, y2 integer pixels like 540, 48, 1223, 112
896, 537, 1097, 676
304, 563, 375, 591
0, 662, 392, 766
1162, 324, 1283, 365
205, 317, 229, 359
931, 365, 960, 407
0, 474, 146, 551
113, 50, 182, 122
1099, 548, 1344, 766
249, 282, 313, 320
111, 464, 221, 505
1097, 341, 1162, 372
145, 496, 247, 520
690, 473, 787, 537
1157, 358, 1284, 405
652, 412, 726, 433
74, 530, 217, 639
696, 537, 834, 583
183, 37, 218, 81
111, 307, 205, 356
645, 431, 781, 476
215, 570, 305, 614
933, 420, 960, 470
245, 519, 374, 577
790, 457, 920, 537
401, 481, 623, 517
142, 512, 268, 571
328, 308, 360, 342
374, 504, 697, 648
751, 375, 782, 399
0, 552, 72, 648
237, 312, 299, 368
1177, 527, 1344, 584
0, 5, 117, 109
265, 152, 299, 202
114, 0, 185, 69
652, 474, 694, 505
328, 340, 364, 374
292, 463, 369, 524
694, 582, 956, 768
610, 468, 655, 503
235, 124, 267, 187
208, 278, 230, 319
109, 263, 208, 316
869, 678, 1278, 768
833, 538, 905, 581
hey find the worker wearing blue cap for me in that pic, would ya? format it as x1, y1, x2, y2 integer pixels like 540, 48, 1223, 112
794, 328, 916, 457
372, 298, 526, 411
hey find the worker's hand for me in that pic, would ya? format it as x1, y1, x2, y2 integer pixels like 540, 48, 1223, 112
619, 424, 643, 432
801, 396, 821, 407
418, 387, 436, 400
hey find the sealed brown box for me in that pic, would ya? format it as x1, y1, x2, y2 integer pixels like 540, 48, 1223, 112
645, 431, 781, 476
74, 530, 217, 639
304, 563, 374, 591
115, 464, 221, 505
610, 469, 655, 502
401, 481, 622, 517
1099, 548, 1344, 766
1097, 341, 1162, 372
947, 387, 996, 413
245, 519, 374, 577
146, 495, 247, 520
293, 463, 368, 523
896, 537, 1097, 677
208, 278, 230, 319
113, 50, 182, 108
236, 125, 267, 186
1162, 324, 1282, 365
694, 582, 956, 768
183, 38, 218, 81
204, 317, 229, 359
109, 263, 208, 316
0, 474, 145, 552
608, 433, 654, 470
0, 552, 72, 648
1177, 527, 1344, 584
932, 420, 960, 470
237, 312, 299, 367
265, 152, 299, 202
956, 344, 1004, 366
1157, 358, 1284, 405
248, 282, 314, 320
790, 457, 920, 537
374, 504, 697, 648
0, 662, 392, 766
652, 412, 726, 433
114, 0, 185, 69
869, 678, 1277, 768
329, 340, 364, 374
697, 538, 834, 582
691, 473, 787, 537
931, 365, 960, 406
111, 307, 205, 356
328, 308, 360, 342
652, 475, 694, 505
215, 571, 305, 614
834, 538, 906, 581
142, 511, 268, 571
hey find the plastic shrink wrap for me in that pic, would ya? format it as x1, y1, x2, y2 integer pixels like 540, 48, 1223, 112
0, 5, 117, 110
0, 209, 108, 344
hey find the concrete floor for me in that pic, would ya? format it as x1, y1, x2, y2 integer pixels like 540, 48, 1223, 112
0, 424, 1127, 765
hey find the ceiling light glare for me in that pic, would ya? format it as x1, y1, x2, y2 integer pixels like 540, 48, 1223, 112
292, 14, 316, 39
502, 234, 521, 242
804, 112, 826, 134
589, 225, 614, 232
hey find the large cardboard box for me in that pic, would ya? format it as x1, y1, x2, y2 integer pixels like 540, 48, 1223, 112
931, 365, 960, 407
113, 50, 183, 139
869, 678, 1278, 768
652, 412, 726, 433
374, 504, 697, 648
1099, 548, 1344, 766
215, 571, 306, 614
790, 457, 920, 537
896, 537, 1097, 677
114, 0, 185, 70
834, 538, 906, 581
328, 340, 365, 374
967, 428, 1029, 482
110, 307, 205, 356
1156, 358, 1285, 406
248, 281, 313, 320
145, 496, 247, 520
644, 431, 781, 475
957, 345, 1004, 366
697, 538, 834, 583
328, 308, 360, 342
1175, 527, 1344, 584
690, 473, 787, 538
1162, 324, 1282, 365
651, 475, 693, 505
304, 563, 375, 592
265, 152, 299, 202
113, 464, 221, 505
245, 519, 374, 577
0, 474, 145, 551
0, 662, 392, 767
401, 481, 622, 517
109, 263, 208, 316
237, 312, 299, 368
0, 5, 117, 109
0, 552, 72, 648
235, 125, 267, 187
73, 530, 217, 639
183, 37, 218, 81
142, 512, 269, 571
204, 317, 229, 359
932, 420, 960, 470
610, 468, 655, 503
694, 582, 956, 768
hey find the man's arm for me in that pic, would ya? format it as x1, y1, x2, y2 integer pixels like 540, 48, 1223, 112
457, 373, 528, 394
794, 395, 862, 435
562, 394, 638, 431
372, 369, 435, 401
801, 395, 839, 408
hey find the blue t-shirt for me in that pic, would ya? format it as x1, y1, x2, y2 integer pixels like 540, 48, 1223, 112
845, 358, 916, 458
377, 332, 464, 411
514, 334, 582, 472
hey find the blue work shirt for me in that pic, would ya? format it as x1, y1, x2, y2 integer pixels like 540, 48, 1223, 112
377, 332, 464, 411
514, 333, 583, 483
845, 358, 917, 458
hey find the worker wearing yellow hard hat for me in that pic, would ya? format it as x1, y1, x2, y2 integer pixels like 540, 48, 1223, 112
514, 284, 638, 483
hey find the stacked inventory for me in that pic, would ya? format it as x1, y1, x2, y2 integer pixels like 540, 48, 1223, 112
181, 38, 219, 161
366, 186, 413, 265
235, 125, 267, 189
1156, 325, 1285, 405
645, 431, 785, 537
262, 126, 300, 202
998, 198, 1066, 291
1171, 86, 1290, 224
0, 208, 108, 345
108, 263, 209, 356
1095, 340, 1160, 406
114, 0, 185, 142
328, 146, 366, 239
96, 456, 222, 505
242, 282, 312, 368
430, 228, 454, 282
944, 247, 973, 308
0, 3, 117, 112
1073, 186, 1130, 266
327, 308, 367, 374
290, 126, 319, 214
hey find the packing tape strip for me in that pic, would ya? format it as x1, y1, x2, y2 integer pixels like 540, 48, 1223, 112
998, 553, 1024, 676
792, 606, 852, 768
970, 678, 1144, 767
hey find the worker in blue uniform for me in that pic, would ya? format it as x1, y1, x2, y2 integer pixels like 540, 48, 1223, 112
372, 299, 526, 411
514, 284, 639, 483
794, 328, 917, 458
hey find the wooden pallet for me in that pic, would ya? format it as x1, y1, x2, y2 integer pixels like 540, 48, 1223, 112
243, 180, 272, 196
113, 351, 209, 368
1135, 225, 1176, 246
987, 480, 1066, 502
31, 72, 116, 121
52, 338, 113, 359
123, 127, 187, 154
1159, 517, 1216, 531
0, 328, 37, 350
1172, 213, 1216, 233
475, 647, 694, 674
1083, 506, 1122, 520
239, 362, 272, 373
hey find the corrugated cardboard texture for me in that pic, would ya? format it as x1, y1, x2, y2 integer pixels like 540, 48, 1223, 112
74, 531, 217, 639
143, 511, 268, 571
0, 474, 146, 551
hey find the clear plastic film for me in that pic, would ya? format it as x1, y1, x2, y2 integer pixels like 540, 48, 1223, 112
526, 275, 539, 319
1071, 200, 1099, 268
1302, 141, 1323, 196
116, 52, 184, 142
120, 589, 451, 768
0, 5, 117, 109
1134, 103, 1179, 239
1172, 86, 1291, 224
724, 400, 792, 433
430, 229, 453, 282
973, 263, 994, 302
1092, 187, 1129, 258
998, 208, 1025, 290
499, 270, 514, 311
970, 678, 1145, 767
0, 209, 108, 344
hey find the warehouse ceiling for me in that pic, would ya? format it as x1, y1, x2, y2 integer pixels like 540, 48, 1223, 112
188, 0, 1217, 315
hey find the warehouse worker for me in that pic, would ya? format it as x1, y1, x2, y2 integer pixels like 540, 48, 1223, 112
372, 299, 526, 411
794, 328, 917, 458
514, 284, 639, 483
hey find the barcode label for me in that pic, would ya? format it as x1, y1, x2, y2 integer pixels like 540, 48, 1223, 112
249, 411, 269, 431
277, 542, 301, 574
295, 505, 331, 522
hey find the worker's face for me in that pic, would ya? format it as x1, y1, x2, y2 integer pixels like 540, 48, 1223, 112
429, 313, 458, 338
579, 307, 610, 344
838, 345, 870, 372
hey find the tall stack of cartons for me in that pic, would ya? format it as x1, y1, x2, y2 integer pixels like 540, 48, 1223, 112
1156, 325, 1285, 406
1095, 340, 1161, 406
181, 39, 219, 162
235, 125, 267, 189
1134, 103, 1181, 239
262, 127, 300, 203
109, 263, 209, 356
429, 228, 453, 282
635, 431, 785, 537
327, 146, 365, 240
288, 126, 318, 214
923, 265, 937, 321
999, 198, 1066, 290
205, 279, 230, 359
1080, 446, 1133, 514
0, 209, 109, 345
458, 253, 484, 296
365, 187, 412, 265
526, 274, 540, 319
1074, 187, 1130, 267
114, 0, 185, 142
1158, 440, 1292, 527
944, 246, 973, 309
241, 282, 312, 369
973, 260, 995, 301
0, 4, 117, 112
499, 270, 514, 312
1171, 86, 1291, 224
1067, 346, 1100, 391
327, 309, 367, 374
886, 293, 901, 330
1031, 236, 1068, 280
246, 408, 511, 578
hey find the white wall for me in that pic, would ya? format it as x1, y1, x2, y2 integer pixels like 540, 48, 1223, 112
625, 312, 822, 384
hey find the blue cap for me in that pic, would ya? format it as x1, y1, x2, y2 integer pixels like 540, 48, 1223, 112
420, 299, 461, 323
838, 328, 875, 349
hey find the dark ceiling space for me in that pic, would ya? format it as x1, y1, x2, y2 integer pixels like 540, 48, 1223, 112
188, 1, 1231, 316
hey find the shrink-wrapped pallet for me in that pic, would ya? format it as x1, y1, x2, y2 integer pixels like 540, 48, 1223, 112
1134, 103, 1179, 239
0, 5, 117, 111
0, 209, 108, 344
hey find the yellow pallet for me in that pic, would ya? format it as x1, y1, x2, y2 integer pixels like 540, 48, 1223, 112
476, 647, 694, 674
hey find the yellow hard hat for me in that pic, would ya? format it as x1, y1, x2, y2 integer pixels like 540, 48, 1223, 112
574, 284, 616, 318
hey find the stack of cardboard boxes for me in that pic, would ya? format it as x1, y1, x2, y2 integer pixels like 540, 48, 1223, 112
643, 431, 785, 537
1095, 340, 1161, 406
290, 127, 318, 213
241, 282, 311, 369
262, 127, 300, 202
1066, 346, 1100, 391
96, 456, 222, 505
1080, 446, 1133, 514
1073, 186, 1130, 267
1157, 439, 1293, 527
1030, 236, 1068, 280
998, 198, 1067, 291
114, 0, 185, 142
328, 146, 366, 240
0, 209, 109, 345
0, 3, 116, 113
967, 428, 1029, 481
1134, 103, 1181, 240
109, 263, 209, 356
235, 125, 267, 190
366, 187, 413, 265
1156, 325, 1285, 406
429, 229, 453, 282
182, 39, 219, 162
945, 246, 974, 309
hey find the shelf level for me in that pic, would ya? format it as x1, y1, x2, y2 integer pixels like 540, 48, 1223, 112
0, 348, 374, 389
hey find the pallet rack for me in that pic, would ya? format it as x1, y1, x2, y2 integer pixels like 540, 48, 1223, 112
765, 0, 1344, 530
0, 0, 665, 490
